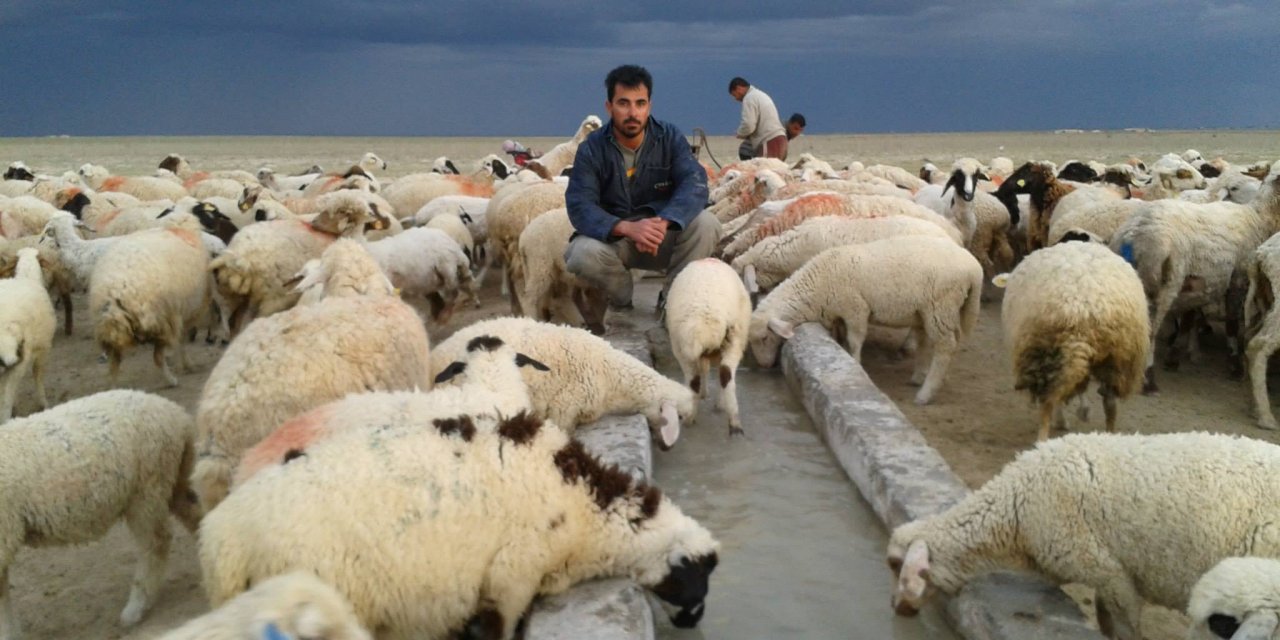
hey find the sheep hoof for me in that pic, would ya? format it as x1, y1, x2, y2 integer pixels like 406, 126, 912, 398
1141, 382, 1160, 396
585, 322, 606, 336
912, 394, 932, 406
729, 426, 745, 438
1258, 418, 1280, 431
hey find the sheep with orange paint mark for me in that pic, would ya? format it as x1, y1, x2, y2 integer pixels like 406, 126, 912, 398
79, 163, 189, 202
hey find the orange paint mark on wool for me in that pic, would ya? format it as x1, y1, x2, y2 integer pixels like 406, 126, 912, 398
447, 175, 495, 197
784, 193, 850, 218
164, 227, 201, 248
99, 176, 127, 192
234, 405, 337, 487
93, 209, 122, 232
182, 172, 210, 190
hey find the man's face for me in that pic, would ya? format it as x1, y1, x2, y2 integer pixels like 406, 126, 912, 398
607, 84, 650, 140
729, 85, 747, 102
787, 121, 804, 139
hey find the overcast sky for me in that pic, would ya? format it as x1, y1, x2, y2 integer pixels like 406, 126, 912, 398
2, 1, 1278, 137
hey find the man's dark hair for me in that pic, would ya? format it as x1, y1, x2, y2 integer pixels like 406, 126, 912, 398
606, 65, 653, 102
728, 77, 750, 92
788, 113, 807, 127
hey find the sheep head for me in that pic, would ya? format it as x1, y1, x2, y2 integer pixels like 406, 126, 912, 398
158, 153, 186, 174
747, 313, 794, 369
944, 158, 989, 203
3, 162, 34, 181
1187, 558, 1280, 640
359, 152, 387, 172
887, 539, 932, 616
1056, 161, 1098, 183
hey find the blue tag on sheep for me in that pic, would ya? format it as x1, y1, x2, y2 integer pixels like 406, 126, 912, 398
262, 623, 291, 640
1120, 242, 1135, 264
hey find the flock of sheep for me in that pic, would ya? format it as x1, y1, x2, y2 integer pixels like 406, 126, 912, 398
2, 115, 1280, 640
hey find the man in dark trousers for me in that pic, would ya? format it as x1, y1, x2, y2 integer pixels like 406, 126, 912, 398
564, 64, 719, 334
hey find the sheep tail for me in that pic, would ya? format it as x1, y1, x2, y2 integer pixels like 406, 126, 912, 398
95, 297, 139, 349
209, 252, 252, 297
191, 455, 234, 514
1014, 335, 1093, 403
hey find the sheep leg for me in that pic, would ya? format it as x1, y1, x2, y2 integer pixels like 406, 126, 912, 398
61, 293, 73, 336
31, 350, 49, 411
1247, 324, 1280, 430
0, 563, 17, 640
1037, 401, 1056, 442
914, 335, 955, 406
1100, 388, 1118, 433
675, 356, 700, 425
719, 359, 744, 437
153, 344, 178, 388
909, 328, 932, 386
119, 506, 171, 627
0, 377, 16, 424
697, 356, 711, 400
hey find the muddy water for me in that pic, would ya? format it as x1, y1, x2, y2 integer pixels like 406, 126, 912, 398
626, 282, 954, 640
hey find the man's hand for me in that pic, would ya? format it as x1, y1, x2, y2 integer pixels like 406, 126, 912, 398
613, 217, 669, 255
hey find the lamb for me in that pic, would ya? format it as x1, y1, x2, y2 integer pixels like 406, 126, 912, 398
209, 192, 384, 334
156, 571, 371, 640
89, 226, 211, 387
942, 158, 1014, 282
233, 334, 548, 488
664, 258, 751, 436
198, 405, 719, 639
0, 235, 74, 336
994, 241, 1150, 441
486, 181, 567, 312
432, 317, 694, 448
191, 240, 432, 512
748, 237, 982, 405
524, 115, 603, 179
887, 431, 1280, 640
0, 249, 54, 424
0, 390, 201, 638
1186, 557, 1280, 640
516, 208, 599, 330
1111, 162, 1280, 394
732, 215, 957, 293
363, 227, 478, 324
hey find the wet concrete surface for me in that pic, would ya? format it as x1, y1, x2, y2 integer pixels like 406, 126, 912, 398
619, 279, 955, 640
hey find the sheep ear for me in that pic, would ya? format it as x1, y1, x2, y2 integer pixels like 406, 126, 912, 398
434, 361, 467, 384
283, 273, 306, 289
515, 353, 550, 371
767, 317, 795, 339
659, 400, 680, 448
991, 273, 1010, 288
743, 264, 759, 294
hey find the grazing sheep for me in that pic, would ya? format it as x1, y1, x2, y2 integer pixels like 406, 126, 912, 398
749, 237, 982, 405
0, 249, 54, 424
1186, 557, 1280, 640
665, 258, 752, 436
192, 240, 432, 512
1046, 199, 1148, 246
363, 227, 478, 324
79, 164, 189, 202
424, 212, 475, 264
432, 317, 694, 449
524, 115, 603, 179
732, 214, 956, 293
994, 162, 1077, 252
888, 431, 1280, 640
0, 390, 200, 638
1111, 162, 1280, 394
89, 227, 211, 387
995, 241, 1150, 441
290, 239, 394, 306
199, 406, 719, 639
156, 571, 371, 640
381, 174, 494, 221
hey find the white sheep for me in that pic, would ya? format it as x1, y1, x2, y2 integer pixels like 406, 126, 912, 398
89, 226, 210, 387
290, 239, 394, 306
363, 226, 478, 324
888, 431, 1280, 640
191, 240, 432, 512
749, 237, 982, 405
198, 404, 719, 639
1111, 162, 1280, 394
664, 258, 751, 436
995, 241, 1150, 441
857, 164, 927, 192
1244, 232, 1280, 430
941, 158, 1014, 282
1186, 557, 1280, 640
0, 236, 74, 336
524, 115, 603, 179
232, 334, 549, 489
0, 248, 54, 424
255, 166, 322, 193
380, 173, 494, 221
0, 195, 61, 238
79, 163, 189, 202
0, 390, 200, 638
156, 571, 371, 640
424, 211, 475, 263
157, 154, 258, 187
1046, 199, 1148, 246
485, 181, 567, 310
430, 156, 460, 175
432, 316, 694, 449
732, 214, 956, 294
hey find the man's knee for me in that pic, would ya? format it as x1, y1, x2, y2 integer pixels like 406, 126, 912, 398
564, 236, 617, 276
681, 210, 723, 246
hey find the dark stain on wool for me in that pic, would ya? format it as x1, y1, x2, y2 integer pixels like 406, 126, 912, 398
496, 411, 542, 445
553, 440, 660, 521
466, 335, 505, 353
434, 416, 476, 442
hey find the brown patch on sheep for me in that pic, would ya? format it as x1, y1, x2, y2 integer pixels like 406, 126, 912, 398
434, 416, 477, 442
719, 365, 732, 388
496, 411, 542, 445
466, 335, 505, 353
452, 608, 503, 640
690, 375, 701, 394
553, 440, 659, 519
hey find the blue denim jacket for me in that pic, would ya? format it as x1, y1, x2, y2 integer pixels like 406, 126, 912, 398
565, 117, 710, 242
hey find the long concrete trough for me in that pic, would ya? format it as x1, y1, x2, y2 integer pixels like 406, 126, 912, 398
780, 323, 1105, 640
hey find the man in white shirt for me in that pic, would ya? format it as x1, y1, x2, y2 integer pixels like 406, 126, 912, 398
729, 77, 787, 161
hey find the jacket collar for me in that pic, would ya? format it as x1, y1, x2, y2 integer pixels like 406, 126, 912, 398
602, 116, 667, 148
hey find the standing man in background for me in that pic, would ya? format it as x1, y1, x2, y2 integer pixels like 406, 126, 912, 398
564, 64, 717, 334
729, 77, 787, 161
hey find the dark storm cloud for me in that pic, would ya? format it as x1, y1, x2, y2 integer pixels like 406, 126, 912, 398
1, 1, 1278, 136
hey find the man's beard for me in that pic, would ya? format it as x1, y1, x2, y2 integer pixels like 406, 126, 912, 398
615, 118, 645, 139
